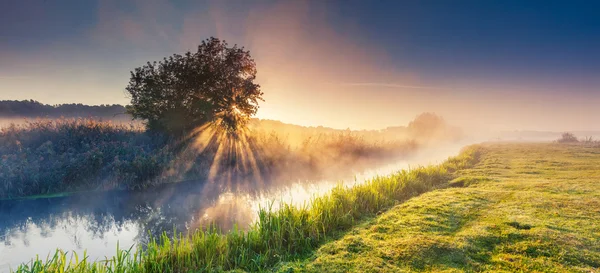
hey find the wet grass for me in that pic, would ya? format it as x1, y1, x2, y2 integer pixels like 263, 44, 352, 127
280, 143, 600, 272
11, 145, 482, 272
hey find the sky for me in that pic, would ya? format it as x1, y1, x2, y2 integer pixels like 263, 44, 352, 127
1, 0, 599, 131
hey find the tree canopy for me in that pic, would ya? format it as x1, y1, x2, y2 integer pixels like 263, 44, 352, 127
125, 37, 263, 136
408, 112, 447, 136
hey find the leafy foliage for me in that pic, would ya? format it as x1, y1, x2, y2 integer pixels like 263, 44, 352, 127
125, 37, 263, 136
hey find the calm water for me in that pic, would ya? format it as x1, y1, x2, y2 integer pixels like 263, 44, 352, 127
0, 143, 465, 272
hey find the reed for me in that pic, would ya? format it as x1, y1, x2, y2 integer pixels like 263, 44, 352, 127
13, 145, 482, 273
1, 118, 419, 199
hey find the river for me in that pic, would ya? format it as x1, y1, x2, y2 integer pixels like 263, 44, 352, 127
0, 142, 469, 272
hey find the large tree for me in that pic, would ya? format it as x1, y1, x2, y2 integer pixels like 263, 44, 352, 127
125, 37, 263, 136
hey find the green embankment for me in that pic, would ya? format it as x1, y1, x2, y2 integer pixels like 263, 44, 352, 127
14, 145, 481, 272
279, 143, 600, 272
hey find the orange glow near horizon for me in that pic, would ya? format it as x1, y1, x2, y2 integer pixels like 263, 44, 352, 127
1, 1, 600, 132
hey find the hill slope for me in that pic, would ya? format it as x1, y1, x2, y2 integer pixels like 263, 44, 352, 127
280, 143, 600, 272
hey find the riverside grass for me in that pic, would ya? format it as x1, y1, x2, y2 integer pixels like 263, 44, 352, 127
12, 145, 482, 273
281, 143, 600, 272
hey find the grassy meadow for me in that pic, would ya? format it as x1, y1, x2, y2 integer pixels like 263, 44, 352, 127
11, 143, 482, 272
280, 143, 600, 272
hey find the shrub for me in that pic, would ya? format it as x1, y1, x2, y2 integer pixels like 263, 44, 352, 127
557, 132, 579, 143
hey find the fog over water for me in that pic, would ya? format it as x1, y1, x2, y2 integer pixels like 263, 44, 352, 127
0, 140, 470, 271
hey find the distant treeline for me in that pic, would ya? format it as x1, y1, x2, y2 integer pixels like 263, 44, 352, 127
0, 100, 131, 120
251, 112, 463, 143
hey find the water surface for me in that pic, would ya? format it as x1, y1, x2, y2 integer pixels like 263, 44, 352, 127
0, 143, 466, 272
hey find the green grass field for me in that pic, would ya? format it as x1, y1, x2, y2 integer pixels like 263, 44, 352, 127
278, 143, 600, 272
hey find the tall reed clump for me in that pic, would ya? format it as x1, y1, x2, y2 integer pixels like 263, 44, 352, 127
0, 118, 174, 198
13, 145, 483, 273
1, 118, 420, 199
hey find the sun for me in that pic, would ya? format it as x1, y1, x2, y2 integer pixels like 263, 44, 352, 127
231, 105, 242, 115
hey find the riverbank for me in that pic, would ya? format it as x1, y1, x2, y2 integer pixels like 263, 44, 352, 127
280, 143, 600, 272
11, 144, 482, 272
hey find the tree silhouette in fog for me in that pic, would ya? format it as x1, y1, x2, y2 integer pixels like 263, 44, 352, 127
125, 37, 263, 136
408, 112, 447, 137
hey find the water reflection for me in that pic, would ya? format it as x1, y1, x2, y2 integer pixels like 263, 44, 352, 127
0, 143, 465, 271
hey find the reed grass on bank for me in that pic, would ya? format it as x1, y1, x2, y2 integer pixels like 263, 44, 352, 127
13, 145, 482, 273
0, 118, 173, 198
0, 118, 419, 199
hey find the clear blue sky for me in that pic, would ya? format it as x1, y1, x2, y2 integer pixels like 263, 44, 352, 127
1, 0, 599, 130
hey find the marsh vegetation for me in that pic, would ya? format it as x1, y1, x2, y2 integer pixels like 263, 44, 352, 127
10, 145, 482, 272
0, 113, 460, 200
